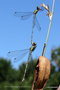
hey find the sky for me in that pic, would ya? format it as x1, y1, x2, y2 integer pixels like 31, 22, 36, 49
0, 0, 60, 69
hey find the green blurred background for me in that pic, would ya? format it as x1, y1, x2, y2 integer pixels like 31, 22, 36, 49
0, 47, 60, 90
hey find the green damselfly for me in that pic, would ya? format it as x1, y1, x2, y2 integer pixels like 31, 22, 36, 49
7, 42, 37, 81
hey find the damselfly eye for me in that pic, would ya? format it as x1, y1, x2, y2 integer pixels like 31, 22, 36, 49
32, 42, 36, 46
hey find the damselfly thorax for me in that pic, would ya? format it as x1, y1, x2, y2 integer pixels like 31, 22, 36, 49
30, 42, 36, 52
33, 7, 42, 15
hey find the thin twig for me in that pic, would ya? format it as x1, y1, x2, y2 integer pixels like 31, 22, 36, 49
42, 0, 56, 56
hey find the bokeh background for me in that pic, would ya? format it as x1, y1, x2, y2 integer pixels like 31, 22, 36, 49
0, 0, 60, 90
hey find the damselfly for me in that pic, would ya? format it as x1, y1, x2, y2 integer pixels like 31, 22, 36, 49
7, 42, 37, 81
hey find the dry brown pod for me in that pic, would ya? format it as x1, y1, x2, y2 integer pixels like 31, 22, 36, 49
32, 56, 51, 90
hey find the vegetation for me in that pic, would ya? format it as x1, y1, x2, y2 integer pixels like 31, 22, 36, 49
0, 47, 60, 90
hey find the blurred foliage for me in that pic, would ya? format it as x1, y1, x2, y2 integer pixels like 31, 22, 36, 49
0, 47, 60, 90
51, 47, 60, 71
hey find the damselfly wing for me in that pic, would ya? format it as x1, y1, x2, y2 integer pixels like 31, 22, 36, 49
14, 12, 33, 20
14, 6, 42, 31
7, 42, 36, 81
7, 49, 29, 62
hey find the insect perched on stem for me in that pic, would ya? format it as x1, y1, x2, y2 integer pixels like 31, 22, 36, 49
7, 42, 37, 81
41, 3, 52, 20
14, 6, 43, 31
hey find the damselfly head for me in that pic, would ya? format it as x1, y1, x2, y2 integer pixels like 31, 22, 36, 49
37, 6, 40, 10
37, 6, 43, 11
32, 42, 36, 46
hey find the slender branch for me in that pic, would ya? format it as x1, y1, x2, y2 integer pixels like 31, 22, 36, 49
42, 0, 56, 56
